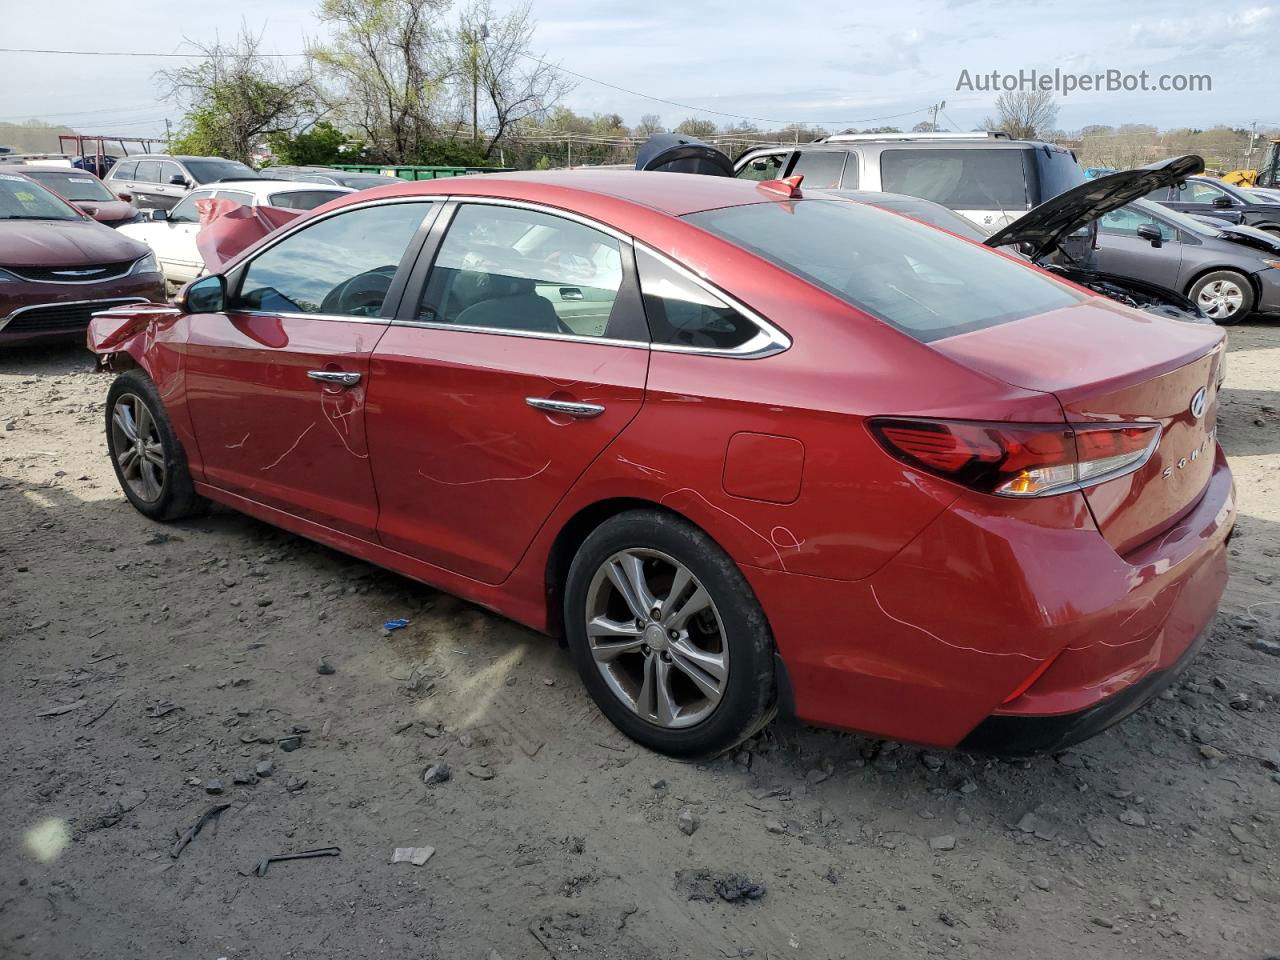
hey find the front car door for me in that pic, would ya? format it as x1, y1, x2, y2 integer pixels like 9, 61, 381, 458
1089, 205, 1184, 290
366, 200, 650, 584
1166, 179, 1244, 225
182, 199, 440, 540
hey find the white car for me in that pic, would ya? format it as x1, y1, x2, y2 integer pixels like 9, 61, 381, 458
117, 179, 354, 289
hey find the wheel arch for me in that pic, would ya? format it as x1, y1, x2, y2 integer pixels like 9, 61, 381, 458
1183, 264, 1261, 307
543, 497, 722, 642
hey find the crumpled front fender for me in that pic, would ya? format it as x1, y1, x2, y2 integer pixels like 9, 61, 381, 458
86, 303, 183, 371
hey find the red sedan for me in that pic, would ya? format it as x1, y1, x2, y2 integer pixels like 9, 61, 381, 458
86, 171, 1234, 757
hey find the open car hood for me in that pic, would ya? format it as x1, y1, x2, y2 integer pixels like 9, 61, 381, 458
195, 201, 303, 272
635, 134, 734, 176
985, 155, 1205, 260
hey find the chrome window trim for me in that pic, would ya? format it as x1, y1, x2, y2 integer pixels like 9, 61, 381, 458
0, 296, 147, 331
633, 241, 792, 359
388, 317, 649, 349
436, 195, 636, 246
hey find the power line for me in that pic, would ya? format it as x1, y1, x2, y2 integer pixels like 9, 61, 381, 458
514, 51, 932, 128
0, 46, 304, 58
0, 45, 933, 129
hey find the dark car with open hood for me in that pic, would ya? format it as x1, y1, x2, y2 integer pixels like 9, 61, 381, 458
0, 171, 165, 347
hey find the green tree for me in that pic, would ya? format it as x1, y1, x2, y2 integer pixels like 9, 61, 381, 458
674, 117, 717, 139
161, 27, 316, 163
266, 121, 353, 165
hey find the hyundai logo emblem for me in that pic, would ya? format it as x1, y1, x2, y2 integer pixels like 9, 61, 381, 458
1190, 387, 1207, 420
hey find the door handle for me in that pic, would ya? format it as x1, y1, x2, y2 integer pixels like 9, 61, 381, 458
559, 287, 584, 301
308, 370, 362, 386
526, 397, 605, 419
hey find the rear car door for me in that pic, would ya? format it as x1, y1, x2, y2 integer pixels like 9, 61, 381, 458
183, 199, 440, 540
105, 159, 138, 202
129, 160, 164, 210
1090, 206, 1184, 290
367, 200, 650, 583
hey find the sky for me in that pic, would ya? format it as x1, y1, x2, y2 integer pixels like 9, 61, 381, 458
1, 0, 1277, 141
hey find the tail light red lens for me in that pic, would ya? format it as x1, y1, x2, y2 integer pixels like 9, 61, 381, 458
869, 418, 1160, 497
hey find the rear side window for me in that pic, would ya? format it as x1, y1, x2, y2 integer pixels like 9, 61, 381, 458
268, 189, 346, 210
1033, 149, 1085, 202
880, 148, 1030, 210
110, 160, 137, 181
736, 153, 787, 181
790, 151, 847, 189
235, 202, 431, 317
686, 199, 1083, 343
134, 160, 161, 184
636, 248, 761, 351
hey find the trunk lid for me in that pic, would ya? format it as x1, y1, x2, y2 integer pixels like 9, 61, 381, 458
933, 297, 1225, 554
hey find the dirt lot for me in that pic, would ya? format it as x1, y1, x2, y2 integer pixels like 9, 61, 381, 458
1, 323, 1278, 960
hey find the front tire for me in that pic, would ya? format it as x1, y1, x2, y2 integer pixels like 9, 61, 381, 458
1188, 270, 1254, 325
564, 509, 775, 757
105, 370, 204, 521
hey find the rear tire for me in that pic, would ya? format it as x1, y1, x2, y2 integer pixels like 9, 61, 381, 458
1188, 270, 1254, 325
564, 509, 776, 758
105, 370, 205, 521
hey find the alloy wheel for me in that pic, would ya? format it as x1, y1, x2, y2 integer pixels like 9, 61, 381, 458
111, 393, 166, 503
583, 548, 729, 729
1196, 279, 1244, 319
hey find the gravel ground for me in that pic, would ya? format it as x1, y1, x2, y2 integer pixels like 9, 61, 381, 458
1, 323, 1277, 960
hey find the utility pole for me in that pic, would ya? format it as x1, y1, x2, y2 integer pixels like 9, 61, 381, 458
1245, 120, 1258, 169
471, 23, 489, 144
164, 118, 172, 153
929, 100, 946, 131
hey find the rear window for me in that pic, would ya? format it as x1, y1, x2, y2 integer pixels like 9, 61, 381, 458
23, 170, 114, 202
880, 148, 1029, 210
685, 199, 1084, 343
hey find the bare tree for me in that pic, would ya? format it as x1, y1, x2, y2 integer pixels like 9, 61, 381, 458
160, 26, 316, 162
988, 90, 1059, 140
636, 114, 664, 138
458, 0, 574, 158
309, 0, 453, 163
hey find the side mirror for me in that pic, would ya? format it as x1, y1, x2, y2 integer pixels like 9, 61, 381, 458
169, 174, 189, 186
149, 208, 169, 222
1136, 223, 1163, 247
176, 274, 226, 314
1212, 195, 1232, 208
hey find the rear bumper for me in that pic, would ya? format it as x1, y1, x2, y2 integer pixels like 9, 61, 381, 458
957, 620, 1208, 755
744, 447, 1234, 750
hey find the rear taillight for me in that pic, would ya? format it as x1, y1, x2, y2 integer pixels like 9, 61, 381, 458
869, 418, 1160, 498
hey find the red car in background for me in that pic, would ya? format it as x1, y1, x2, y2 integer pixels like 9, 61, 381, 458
1, 171, 164, 347
18, 165, 143, 227
86, 171, 1233, 757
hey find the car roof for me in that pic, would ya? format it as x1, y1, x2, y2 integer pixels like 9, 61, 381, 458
13, 165, 103, 177
191, 179, 356, 199
343, 169, 791, 219
741, 139, 1062, 154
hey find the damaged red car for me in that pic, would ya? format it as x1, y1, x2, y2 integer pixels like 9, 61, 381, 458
86, 171, 1234, 757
